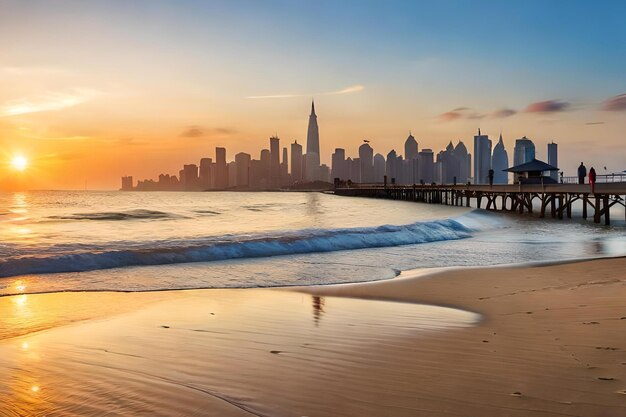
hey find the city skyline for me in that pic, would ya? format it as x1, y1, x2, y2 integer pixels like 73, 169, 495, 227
1, 1, 625, 190
125, 102, 565, 191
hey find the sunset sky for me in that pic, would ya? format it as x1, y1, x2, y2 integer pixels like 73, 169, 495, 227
1, 0, 625, 190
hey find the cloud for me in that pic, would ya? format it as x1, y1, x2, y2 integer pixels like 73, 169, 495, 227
0, 89, 101, 117
437, 107, 484, 122
180, 125, 205, 138
585, 121, 605, 125
180, 126, 237, 138
491, 108, 517, 118
438, 110, 463, 122
524, 100, 570, 113
602, 93, 626, 111
247, 84, 364, 99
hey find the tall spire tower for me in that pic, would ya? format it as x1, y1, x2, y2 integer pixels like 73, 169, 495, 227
306, 100, 320, 168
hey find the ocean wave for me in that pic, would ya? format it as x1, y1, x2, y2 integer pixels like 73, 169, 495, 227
0, 218, 475, 278
47, 209, 180, 221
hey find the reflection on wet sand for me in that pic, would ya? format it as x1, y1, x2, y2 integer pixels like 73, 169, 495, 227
312, 295, 325, 326
0, 289, 478, 416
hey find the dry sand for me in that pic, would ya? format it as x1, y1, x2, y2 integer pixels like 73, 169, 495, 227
1, 257, 625, 416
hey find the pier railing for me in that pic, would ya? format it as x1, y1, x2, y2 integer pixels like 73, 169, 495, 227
561, 173, 626, 184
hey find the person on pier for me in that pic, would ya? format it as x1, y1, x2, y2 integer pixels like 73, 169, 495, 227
578, 162, 587, 184
589, 167, 596, 194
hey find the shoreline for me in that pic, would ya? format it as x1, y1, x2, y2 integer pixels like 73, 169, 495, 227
1, 257, 626, 416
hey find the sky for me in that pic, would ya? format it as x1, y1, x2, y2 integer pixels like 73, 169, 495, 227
0, 0, 625, 190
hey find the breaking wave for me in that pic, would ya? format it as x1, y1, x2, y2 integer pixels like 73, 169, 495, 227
0, 218, 475, 278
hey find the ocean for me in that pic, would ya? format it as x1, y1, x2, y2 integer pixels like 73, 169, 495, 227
1, 191, 625, 296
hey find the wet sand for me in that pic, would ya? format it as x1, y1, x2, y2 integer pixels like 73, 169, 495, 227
1, 257, 626, 416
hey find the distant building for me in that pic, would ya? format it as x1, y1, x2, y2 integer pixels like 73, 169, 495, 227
121, 176, 133, 191
182, 164, 199, 190
547, 142, 558, 182
373, 153, 386, 183
199, 158, 212, 189
358, 142, 374, 183
418, 149, 434, 184
319, 164, 330, 183
235, 152, 251, 187
215, 147, 228, 189
290, 141, 303, 183
404, 133, 419, 184
269, 136, 280, 187
404, 133, 418, 160
331, 148, 347, 180
491, 134, 509, 184
473, 129, 492, 184
260, 149, 270, 185
305, 100, 320, 180
281, 147, 289, 185
349, 157, 360, 182
303, 153, 319, 182
386, 149, 399, 183
227, 161, 237, 188
455, 141, 471, 184
513, 137, 536, 167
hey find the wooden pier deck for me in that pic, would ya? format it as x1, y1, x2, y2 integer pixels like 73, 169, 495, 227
334, 183, 626, 226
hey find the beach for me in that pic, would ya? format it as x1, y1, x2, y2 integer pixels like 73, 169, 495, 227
1, 257, 625, 416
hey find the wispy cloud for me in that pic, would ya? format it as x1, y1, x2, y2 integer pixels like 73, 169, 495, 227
247, 84, 364, 99
491, 108, 517, 118
602, 93, 626, 111
438, 110, 464, 122
179, 125, 237, 138
0, 89, 101, 117
437, 107, 484, 122
524, 99, 570, 113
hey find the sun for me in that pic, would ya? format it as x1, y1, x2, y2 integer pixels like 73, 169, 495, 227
11, 155, 28, 171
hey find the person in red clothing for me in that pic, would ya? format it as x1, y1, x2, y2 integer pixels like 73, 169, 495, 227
589, 167, 597, 194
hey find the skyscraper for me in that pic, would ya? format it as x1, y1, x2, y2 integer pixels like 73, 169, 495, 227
331, 148, 346, 180
358, 142, 374, 183
404, 133, 418, 184
290, 141, 303, 183
404, 133, 418, 160
513, 137, 536, 166
281, 147, 289, 185
215, 147, 228, 189
235, 152, 251, 187
491, 134, 509, 184
199, 157, 212, 189
418, 149, 434, 184
473, 129, 492, 184
182, 164, 199, 190
455, 141, 471, 183
305, 100, 320, 180
373, 153, 386, 183
269, 136, 280, 187
547, 142, 558, 181
385, 149, 398, 183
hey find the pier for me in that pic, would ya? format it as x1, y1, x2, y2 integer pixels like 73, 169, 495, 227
334, 183, 626, 226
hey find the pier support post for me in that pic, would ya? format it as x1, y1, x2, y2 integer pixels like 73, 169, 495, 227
594, 196, 601, 223
582, 194, 588, 219
604, 195, 610, 226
